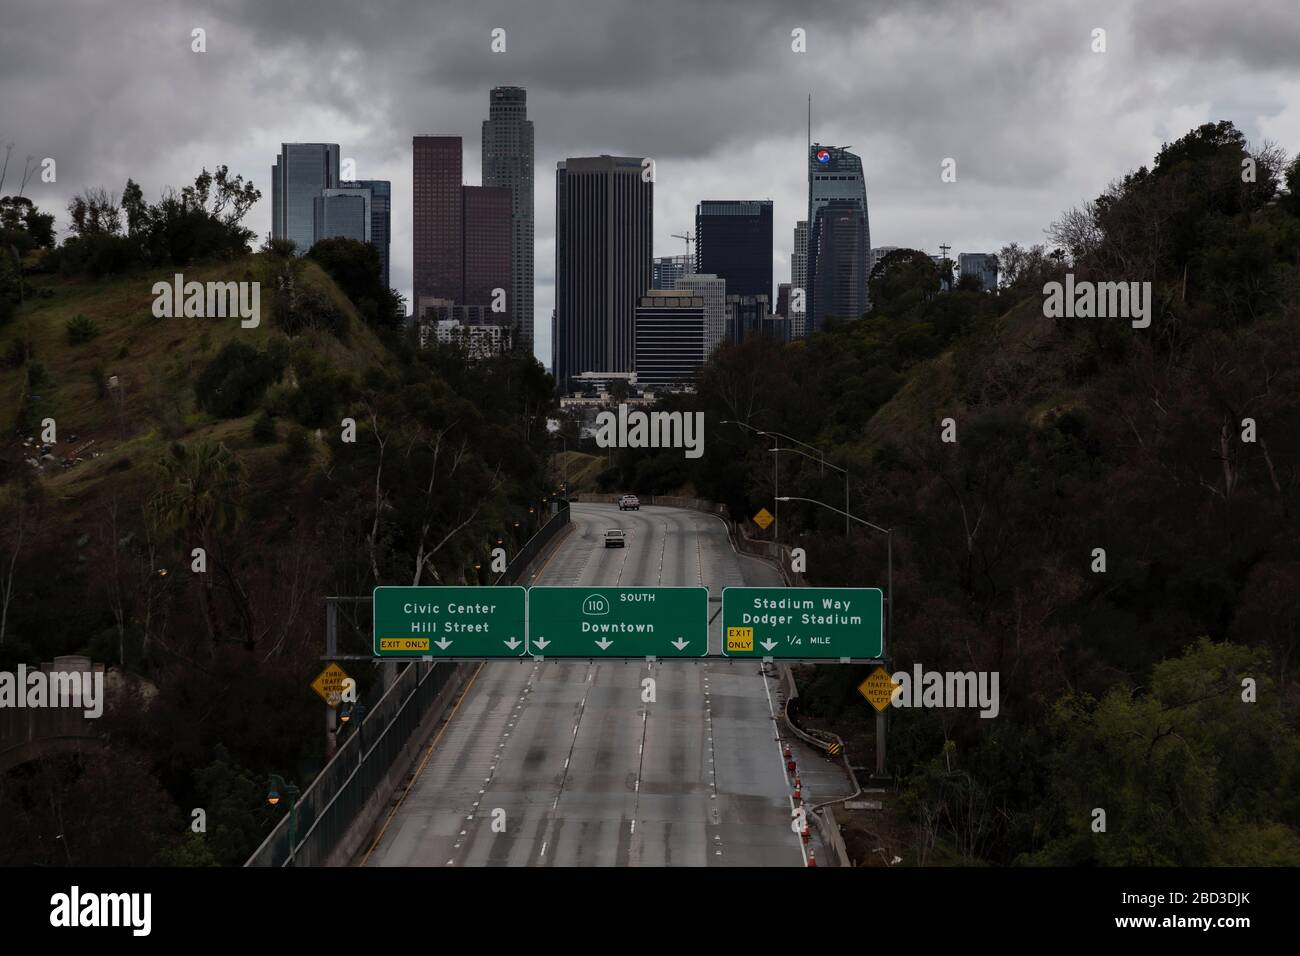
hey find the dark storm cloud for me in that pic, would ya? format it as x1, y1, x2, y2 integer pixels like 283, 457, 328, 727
3, 0, 1298, 362
1133, 3, 1300, 71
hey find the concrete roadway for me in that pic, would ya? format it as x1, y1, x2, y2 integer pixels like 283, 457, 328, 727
363, 503, 846, 867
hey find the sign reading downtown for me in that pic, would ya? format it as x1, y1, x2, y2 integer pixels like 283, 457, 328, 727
526, 586, 708, 658
721, 587, 883, 660
373, 586, 528, 658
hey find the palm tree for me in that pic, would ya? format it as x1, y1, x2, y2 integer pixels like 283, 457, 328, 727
155, 441, 245, 644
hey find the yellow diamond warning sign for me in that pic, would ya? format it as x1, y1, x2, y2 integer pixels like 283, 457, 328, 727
857, 666, 899, 712
752, 508, 774, 531
310, 662, 351, 708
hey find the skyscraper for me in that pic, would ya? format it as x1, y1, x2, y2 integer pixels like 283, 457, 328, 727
675, 272, 726, 355
726, 294, 772, 345
271, 143, 340, 255
353, 179, 392, 289
695, 200, 773, 303
413, 135, 464, 303
811, 201, 868, 328
553, 156, 652, 394
807, 144, 870, 330
313, 190, 369, 245
463, 185, 513, 320
413, 135, 511, 329
482, 87, 535, 349
634, 290, 706, 391
652, 254, 692, 290
791, 220, 808, 338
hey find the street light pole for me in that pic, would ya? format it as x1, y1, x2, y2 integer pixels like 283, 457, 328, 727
772, 441, 779, 543
777, 494, 893, 780
267, 774, 302, 866
767, 443, 851, 539
720, 420, 781, 542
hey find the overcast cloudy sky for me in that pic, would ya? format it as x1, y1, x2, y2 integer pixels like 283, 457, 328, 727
4, 0, 1299, 364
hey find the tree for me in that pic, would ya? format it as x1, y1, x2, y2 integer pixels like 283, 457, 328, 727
306, 237, 400, 329
0, 476, 42, 646
1026, 640, 1297, 865
154, 440, 245, 645
67, 187, 123, 237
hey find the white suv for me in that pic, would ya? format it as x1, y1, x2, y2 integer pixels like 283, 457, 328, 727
618, 494, 640, 511
604, 529, 627, 548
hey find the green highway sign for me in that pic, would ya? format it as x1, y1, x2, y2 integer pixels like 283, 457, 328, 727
526, 586, 708, 658
721, 587, 883, 660
372, 586, 527, 658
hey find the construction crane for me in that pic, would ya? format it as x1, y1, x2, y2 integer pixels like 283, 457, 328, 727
670, 231, 694, 259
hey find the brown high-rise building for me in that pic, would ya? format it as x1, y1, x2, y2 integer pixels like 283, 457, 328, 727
462, 185, 513, 322
413, 135, 512, 328
412, 136, 463, 303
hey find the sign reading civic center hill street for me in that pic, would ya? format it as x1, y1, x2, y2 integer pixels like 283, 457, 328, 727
722, 587, 883, 660
526, 586, 708, 658
372, 586, 527, 658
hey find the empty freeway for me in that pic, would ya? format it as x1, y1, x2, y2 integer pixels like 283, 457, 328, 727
361, 502, 846, 867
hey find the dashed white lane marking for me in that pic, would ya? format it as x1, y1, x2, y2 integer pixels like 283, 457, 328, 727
447, 662, 542, 865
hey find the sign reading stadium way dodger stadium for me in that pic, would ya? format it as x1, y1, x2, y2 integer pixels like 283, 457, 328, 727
373, 586, 528, 658
721, 587, 883, 660
525, 586, 708, 658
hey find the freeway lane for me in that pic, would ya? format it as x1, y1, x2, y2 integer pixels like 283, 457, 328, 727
363, 503, 842, 867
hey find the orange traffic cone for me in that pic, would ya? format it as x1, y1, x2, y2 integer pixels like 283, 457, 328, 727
793, 776, 802, 801
807, 848, 817, 867
801, 824, 810, 845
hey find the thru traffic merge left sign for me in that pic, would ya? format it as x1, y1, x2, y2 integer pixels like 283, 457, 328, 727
311, 662, 351, 707
858, 666, 900, 712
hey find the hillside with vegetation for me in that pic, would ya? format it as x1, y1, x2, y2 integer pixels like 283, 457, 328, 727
0, 168, 555, 864
600, 122, 1300, 865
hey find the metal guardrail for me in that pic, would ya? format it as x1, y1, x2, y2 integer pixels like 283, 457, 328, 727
245, 503, 571, 867
495, 499, 571, 585
245, 659, 456, 867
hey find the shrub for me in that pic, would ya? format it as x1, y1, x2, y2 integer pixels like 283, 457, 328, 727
288, 367, 351, 428
251, 411, 277, 444
4, 336, 30, 368
195, 340, 284, 418
262, 236, 297, 258
66, 313, 101, 345
278, 283, 348, 340
282, 427, 312, 463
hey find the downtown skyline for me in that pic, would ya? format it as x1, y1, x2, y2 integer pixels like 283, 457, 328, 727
5, 1, 1299, 366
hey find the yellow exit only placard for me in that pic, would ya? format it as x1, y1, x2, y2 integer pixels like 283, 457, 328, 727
378, 638, 431, 651
726, 626, 754, 652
